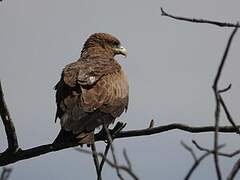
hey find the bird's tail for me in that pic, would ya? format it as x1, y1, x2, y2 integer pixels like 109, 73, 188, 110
53, 128, 94, 145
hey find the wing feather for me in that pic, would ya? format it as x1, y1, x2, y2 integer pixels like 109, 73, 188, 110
80, 69, 129, 117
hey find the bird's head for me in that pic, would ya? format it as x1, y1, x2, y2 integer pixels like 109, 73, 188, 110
81, 33, 127, 58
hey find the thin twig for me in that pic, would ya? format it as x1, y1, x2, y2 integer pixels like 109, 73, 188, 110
97, 143, 110, 180
212, 24, 239, 180
213, 91, 222, 180
212, 24, 239, 88
184, 152, 211, 180
97, 122, 130, 179
218, 84, 232, 93
217, 84, 239, 134
219, 95, 240, 134
103, 123, 124, 180
227, 158, 240, 180
123, 149, 132, 171
184, 144, 225, 180
160, 7, 240, 28
148, 119, 154, 129
192, 140, 240, 158
0, 81, 19, 152
75, 148, 139, 180
0, 167, 12, 180
181, 141, 197, 162
91, 142, 102, 180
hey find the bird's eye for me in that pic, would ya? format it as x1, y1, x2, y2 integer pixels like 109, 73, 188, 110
113, 41, 119, 47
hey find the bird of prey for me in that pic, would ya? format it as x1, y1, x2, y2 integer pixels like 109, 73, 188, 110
54, 33, 129, 145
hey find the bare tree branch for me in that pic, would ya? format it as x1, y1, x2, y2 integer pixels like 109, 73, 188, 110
91, 143, 102, 180
227, 158, 240, 180
107, 124, 240, 139
219, 95, 240, 134
213, 77, 223, 180
97, 143, 110, 180
181, 141, 197, 162
0, 81, 19, 152
148, 119, 154, 129
160, 7, 240, 28
212, 25, 238, 88
192, 140, 240, 180
123, 149, 132, 171
103, 123, 124, 180
212, 24, 239, 180
184, 144, 224, 180
217, 84, 240, 133
0, 167, 12, 180
192, 140, 240, 158
75, 148, 139, 180
1, 123, 240, 166
218, 84, 232, 93
97, 122, 127, 179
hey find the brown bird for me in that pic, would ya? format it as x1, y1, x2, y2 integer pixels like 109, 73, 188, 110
54, 33, 129, 145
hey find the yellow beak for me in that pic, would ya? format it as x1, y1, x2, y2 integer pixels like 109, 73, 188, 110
114, 45, 128, 57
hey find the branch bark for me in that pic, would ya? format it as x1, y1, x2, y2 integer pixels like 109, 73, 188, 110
0, 167, 12, 180
0, 81, 19, 152
192, 140, 240, 158
97, 143, 110, 180
212, 24, 238, 180
227, 158, 240, 180
75, 148, 139, 180
161, 7, 240, 28
184, 145, 224, 180
91, 142, 102, 180
0, 123, 239, 166
219, 95, 240, 134
183, 140, 225, 180
103, 123, 124, 180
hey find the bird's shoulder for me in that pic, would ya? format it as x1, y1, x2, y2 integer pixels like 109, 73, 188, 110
62, 56, 121, 87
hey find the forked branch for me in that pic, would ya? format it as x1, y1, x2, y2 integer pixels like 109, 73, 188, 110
212, 24, 238, 180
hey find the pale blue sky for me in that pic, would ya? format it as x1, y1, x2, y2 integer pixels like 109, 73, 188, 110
1, 0, 240, 179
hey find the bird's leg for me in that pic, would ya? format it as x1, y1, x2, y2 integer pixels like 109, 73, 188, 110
92, 122, 127, 179
97, 127, 107, 141
96, 122, 127, 143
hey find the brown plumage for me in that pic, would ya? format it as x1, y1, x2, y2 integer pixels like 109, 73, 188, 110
54, 33, 129, 145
